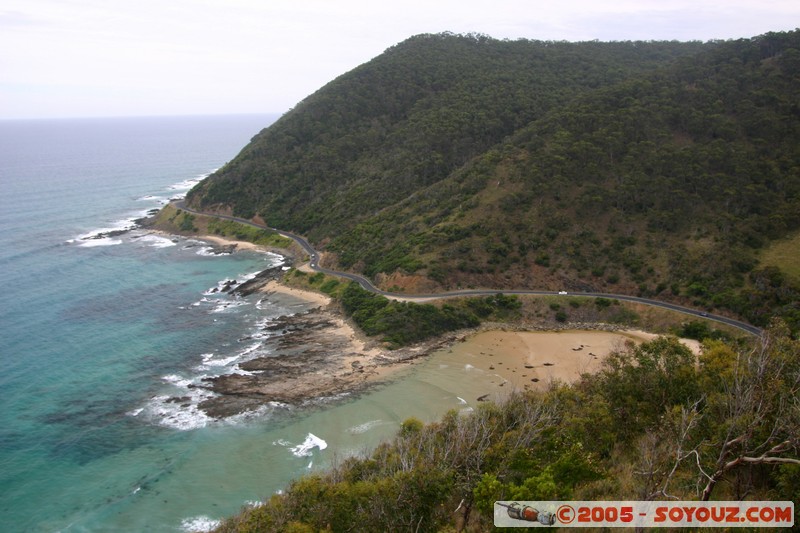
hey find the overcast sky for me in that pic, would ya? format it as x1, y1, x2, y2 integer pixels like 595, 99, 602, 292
1, 0, 798, 119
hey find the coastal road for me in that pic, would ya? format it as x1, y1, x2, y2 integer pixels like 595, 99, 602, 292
173, 201, 762, 336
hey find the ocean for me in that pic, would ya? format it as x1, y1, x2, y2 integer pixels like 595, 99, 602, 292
0, 115, 500, 532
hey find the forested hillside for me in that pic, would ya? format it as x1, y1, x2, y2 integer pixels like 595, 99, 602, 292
188, 33, 704, 229
187, 30, 800, 330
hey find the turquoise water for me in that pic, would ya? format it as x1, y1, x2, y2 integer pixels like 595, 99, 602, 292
0, 115, 288, 531
0, 116, 502, 532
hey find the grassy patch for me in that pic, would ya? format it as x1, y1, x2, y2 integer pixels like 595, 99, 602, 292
206, 218, 293, 248
150, 204, 198, 233
284, 269, 346, 298
760, 231, 800, 284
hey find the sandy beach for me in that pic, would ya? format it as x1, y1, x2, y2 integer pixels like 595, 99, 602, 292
432, 329, 701, 396
196, 233, 268, 253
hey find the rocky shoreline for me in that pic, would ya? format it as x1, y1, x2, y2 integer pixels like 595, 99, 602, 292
188, 284, 458, 419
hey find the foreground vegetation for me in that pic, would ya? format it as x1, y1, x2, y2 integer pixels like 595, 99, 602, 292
215, 321, 799, 532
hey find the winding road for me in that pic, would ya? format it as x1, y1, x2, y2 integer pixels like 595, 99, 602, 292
174, 201, 762, 336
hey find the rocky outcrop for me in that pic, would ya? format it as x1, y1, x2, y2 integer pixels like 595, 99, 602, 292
194, 306, 461, 419
231, 265, 287, 296
195, 308, 369, 417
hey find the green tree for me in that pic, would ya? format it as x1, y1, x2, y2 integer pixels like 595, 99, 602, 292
597, 337, 700, 439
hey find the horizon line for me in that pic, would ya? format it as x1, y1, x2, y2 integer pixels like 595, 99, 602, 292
0, 111, 285, 122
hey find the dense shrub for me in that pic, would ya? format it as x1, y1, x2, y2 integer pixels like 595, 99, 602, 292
340, 283, 520, 347
215, 324, 800, 532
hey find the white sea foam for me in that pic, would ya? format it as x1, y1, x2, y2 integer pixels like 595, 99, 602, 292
249, 320, 277, 340
255, 316, 280, 329
347, 419, 387, 434
134, 194, 169, 205
238, 342, 261, 358
130, 373, 216, 430
71, 210, 154, 247
78, 238, 123, 247
464, 364, 475, 371
168, 176, 207, 192
249, 328, 275, 342
190, 296, 247, 313
137, 393, 210, 431
457, 396, 468, 405
203, 278, 237, 295
223, 404, 279, 425
203, 268, 262, 295
303, 392, 351, 408
238, 270, 260, 283
230, 366, 258, 377
180, 515, 221, 532
138, 234, 177, 248
194, 246, 218, 257
76, 225, 130, 241
289, 433, 328, 457
200, 354, 240, 368
80, 209, 151, 238
210, 299, 247, 313
149, 392, 213, 431
162, 374, 193, 388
